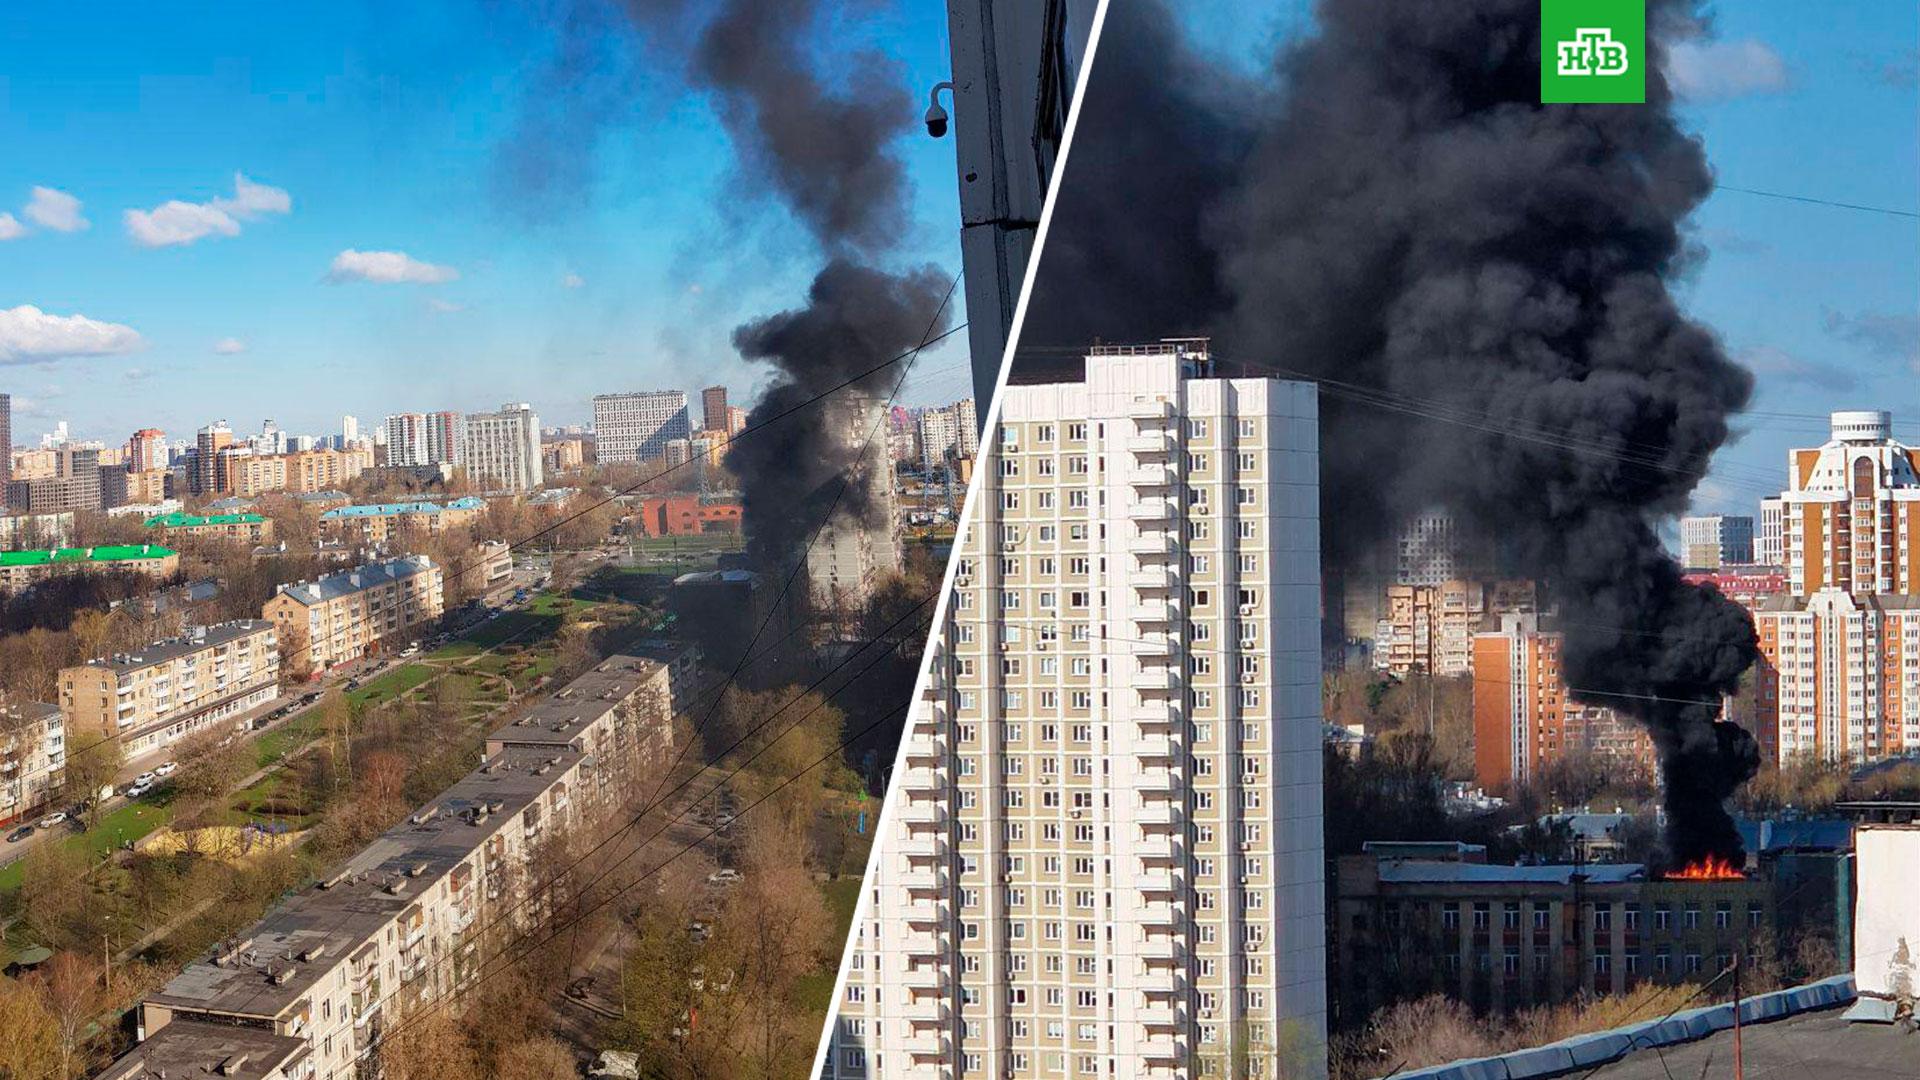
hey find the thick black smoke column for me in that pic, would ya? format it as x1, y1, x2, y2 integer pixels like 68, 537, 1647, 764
561, 0, 952, 584
1027, 0, 1758, 865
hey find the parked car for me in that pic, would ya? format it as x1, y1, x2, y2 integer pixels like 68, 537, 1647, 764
707, 868, 742, 886
125, 782, 153, 799
133, 771, 156, 786
37, 812, 66, 829
154, 761, 177, 778
6, 826, 34, 843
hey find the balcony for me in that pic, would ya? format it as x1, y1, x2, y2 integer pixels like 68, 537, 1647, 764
900, 931, 943, 958
1136, 769, 1180, 799
896, 837, 944, 860
1138, 972, 1181, 995
1129, 601, 1177, 627
1135, 802, 1182, 828
898, 996, 949, 1025
1137, 936, 1181, 962
900, 900, 946, 926
895, 800, 947, 828
901, 735, 944, 763
1140, 1037, 1182, 1061
1126, 431, 1175, 456
1128, 566, 1175, 591
1129, 701, 1180, 728
1126, 530, 1178, 556
897, 865, 944, 892
1133, 667, 1182, 692
1134, 870, 1178, 894
1138, 1002, 1180, 1027
898, 964, 947, 992
1127, 464, 1175, 488
1126, 498, 1177, 523
898, 1032, 949, 1058
1125, 399, 1175, 420
1133, 735, 1178, 760
1139, 903, 1179, 929
1130, 632, 1177, 657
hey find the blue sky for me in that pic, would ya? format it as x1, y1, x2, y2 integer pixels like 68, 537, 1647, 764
0, 1, 973, 446
1187, 0, 1919, 523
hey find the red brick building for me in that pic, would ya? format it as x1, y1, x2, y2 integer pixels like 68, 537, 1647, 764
632, 496, 742, 537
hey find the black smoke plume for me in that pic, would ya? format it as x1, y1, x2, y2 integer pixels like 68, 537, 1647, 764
1026, 0, 1758, 865
519, 0, 950, 590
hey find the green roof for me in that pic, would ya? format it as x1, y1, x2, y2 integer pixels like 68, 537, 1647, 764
144, 511, 267, 528
0, 545, 179, 567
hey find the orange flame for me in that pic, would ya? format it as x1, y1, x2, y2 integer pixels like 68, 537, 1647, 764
1666, 854, 1745, 880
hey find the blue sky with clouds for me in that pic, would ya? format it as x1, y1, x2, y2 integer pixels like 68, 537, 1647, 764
1186, 0, 1918, 522
0, 1, 973, 445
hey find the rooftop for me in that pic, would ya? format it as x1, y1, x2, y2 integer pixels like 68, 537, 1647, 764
270, 555, 436, 606
83, 620, 275, 675
144, 511, 268, 528
319, 496, 484, 520
490, 647, 686, 752
0, 544, 177, 567
95, 1019, 310, 1080
1376, 860, 1646, 885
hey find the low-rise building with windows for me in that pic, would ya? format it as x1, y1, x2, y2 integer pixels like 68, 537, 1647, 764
58, 621, 280, 759
263, 556, 444, 670
0, 544, 179, 595
145, 510, 275, 545
0, 701, 65, 826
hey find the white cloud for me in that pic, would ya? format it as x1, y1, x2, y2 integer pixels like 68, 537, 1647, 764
213, 337, 247, 355
561, 272, 586, 289
0, 305, 144, 364
24, 186, 88, 232
327, 249, 459, 285
1666, 39, 1790, 102
426, 298, 466, 313
0, 213, 23, 241
124, 368, 151, 381
124, 173, 291, 248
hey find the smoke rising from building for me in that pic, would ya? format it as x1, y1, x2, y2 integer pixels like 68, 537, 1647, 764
523, 0, 950, 586
1025, 0, 1758, 864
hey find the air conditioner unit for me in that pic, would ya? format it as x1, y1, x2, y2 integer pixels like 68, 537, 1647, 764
1238, 605, 1254, 615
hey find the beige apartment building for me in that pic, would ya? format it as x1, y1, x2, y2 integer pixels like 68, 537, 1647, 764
94, 646, 698, 1080
317, 497, 484, 545
831, 342, 1328, 1080
0, 700, 66, 827
58, 620, 280, 760
263, 555, 445, 670
1373, 579, 1537, 677
226, 447, 375, 498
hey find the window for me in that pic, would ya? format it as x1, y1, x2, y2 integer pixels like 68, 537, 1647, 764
1654, 904, 1671, 931
1442, 903, 1460, 931
1238, 418, 1257, 437
1714, 902, 1731, 930
1189, 419, 1208, 438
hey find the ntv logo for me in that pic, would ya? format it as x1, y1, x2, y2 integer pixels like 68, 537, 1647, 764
1555, 27, 1630, 77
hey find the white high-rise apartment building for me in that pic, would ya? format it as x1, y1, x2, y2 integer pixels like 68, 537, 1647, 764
1757, 496, 1784, 566
1394, 510, 1483, 586
828, 341, 1327, 1080
464, 403, 543, 493
918, 398, 982, 475
593, 390, 691, 464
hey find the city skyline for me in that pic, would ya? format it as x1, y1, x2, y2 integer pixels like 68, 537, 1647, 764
0, 1, 974, 442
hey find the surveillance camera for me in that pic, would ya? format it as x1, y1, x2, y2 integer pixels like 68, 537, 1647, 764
925, 81, 954, 138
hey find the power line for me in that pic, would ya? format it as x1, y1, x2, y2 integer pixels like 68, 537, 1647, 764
1712, 184, 1920, 221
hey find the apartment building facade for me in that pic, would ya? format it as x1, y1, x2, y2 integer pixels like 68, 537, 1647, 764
593, 390, 692, 464
1471, 613, 1653, 793
0, 510, 74, 548
0, 701, 65, 827
0, 544, 180, 595
58, 620, 280, 759
701, 385, 730, 434
830, 343, 1327, 1080
318, 497, 484, 545
262, 555, 445, 670
917, 398, 981, 476
1679, 514, 1755, 571
94, 646, 697, 1080
384, 411, 464, 468
1372, 579, 1537, 678
1334, 856, 1772, 1022
145, 510, 275, 545
463, 403, 543, 493
805, 395, 903, 610
5, 446, 103, 513
1747, 410, 1920, 765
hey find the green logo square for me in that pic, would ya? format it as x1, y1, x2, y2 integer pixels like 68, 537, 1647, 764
1541, 0, 1645, 103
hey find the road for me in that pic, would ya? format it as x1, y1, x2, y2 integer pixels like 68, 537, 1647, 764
0, 568, 542, 871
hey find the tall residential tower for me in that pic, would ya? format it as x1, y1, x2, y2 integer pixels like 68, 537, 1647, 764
830, 341, 1327, 1080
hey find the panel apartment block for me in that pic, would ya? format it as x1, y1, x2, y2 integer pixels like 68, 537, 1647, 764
93, 646, 698, 1080
594, 390, 692, 464
59, 620, 280, 760
830, 342, 1327, 1080
263, 555, 445, 670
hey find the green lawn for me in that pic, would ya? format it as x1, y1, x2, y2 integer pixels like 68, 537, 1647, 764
0, 799, 176, 895
347, 663, 435, 708
255, 713, 322, 769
